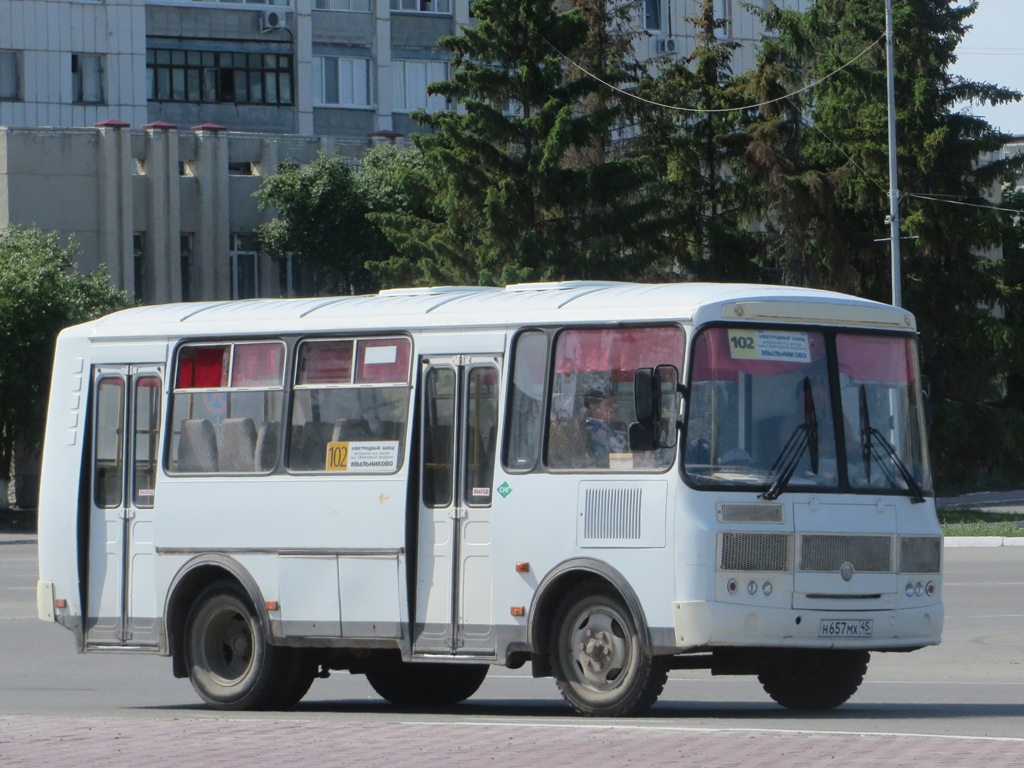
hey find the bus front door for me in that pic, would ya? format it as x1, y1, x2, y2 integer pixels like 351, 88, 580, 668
414, 356, 500, 656
85, 366, 163, 648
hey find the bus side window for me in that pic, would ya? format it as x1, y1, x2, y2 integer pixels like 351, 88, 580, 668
504, 331, 547, 471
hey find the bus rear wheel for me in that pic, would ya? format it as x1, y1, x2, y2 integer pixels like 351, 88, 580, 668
548, 580, 668, 717
758, 649, 869, 710
184, 580, 283, 710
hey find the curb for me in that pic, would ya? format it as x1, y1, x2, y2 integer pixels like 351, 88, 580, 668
943, 536, 1024, 548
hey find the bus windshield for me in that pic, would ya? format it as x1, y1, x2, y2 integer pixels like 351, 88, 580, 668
684, 326, 932, 496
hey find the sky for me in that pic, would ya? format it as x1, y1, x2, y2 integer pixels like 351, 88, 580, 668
949, 0, 1024, 135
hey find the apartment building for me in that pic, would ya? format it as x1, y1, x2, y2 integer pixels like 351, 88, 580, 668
0, 0, 804, 302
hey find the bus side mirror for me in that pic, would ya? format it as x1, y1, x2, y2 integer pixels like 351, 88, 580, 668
630, 365, 682, 450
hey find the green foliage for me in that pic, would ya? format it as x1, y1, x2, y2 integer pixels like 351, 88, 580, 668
374, 0, 667, 286
0, 226, 130, 480
941, 522, 1024, 537
254, 150, 378, 295
635, 0, 765, 281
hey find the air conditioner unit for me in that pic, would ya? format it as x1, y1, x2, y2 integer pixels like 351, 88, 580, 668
259, 9, 287, 32
655, 37, 677, 54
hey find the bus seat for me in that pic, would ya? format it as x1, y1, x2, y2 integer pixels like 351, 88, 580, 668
178, 418, 218, 473
752, 416, 785, 469
332, 418, 374, 441
547, 419, 590, 468
297, 420, 333, 470
255, 422, 279, 472
218, 418, 257, 472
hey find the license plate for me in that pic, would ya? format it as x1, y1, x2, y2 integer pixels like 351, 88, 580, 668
818, 619, 873, 638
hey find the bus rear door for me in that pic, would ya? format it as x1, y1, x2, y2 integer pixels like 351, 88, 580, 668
85, 366, 163, 648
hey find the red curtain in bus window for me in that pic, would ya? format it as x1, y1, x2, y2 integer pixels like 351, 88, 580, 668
836, 334, 914, 383
689, 328, 826, 382
554, 327, 684, 379
232, 343, 284, 387
297, 341, 353, 385
176, 346, 229, 388
355, 338, 412, 383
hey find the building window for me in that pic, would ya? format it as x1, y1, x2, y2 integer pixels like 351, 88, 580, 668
390, 0, 451, 12
230, 234, 260, 300
147, 49, 294, 106
315, 0, 371, 10
0, 50, 21, 101
72, 53, 105, 104
180, 234, 193, 302
714, 0, 732, 37
392, 59, 448, 114
644, 0, 662, 31
314, 56, 371, 107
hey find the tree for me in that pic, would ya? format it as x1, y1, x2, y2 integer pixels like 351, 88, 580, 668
746, 0, 1024, 487
254, 150, 378, 295
374, 0, 666, 286
634, 0, 765, 281
0, 226, 130, 508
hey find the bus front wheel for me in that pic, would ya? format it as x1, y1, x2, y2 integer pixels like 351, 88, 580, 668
548, 580, 668, 717
758, 649, 869, 710
184, 580, 283, 710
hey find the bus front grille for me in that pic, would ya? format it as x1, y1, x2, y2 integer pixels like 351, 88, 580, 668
719, 532, 792, 572
899, 536, 942, 573
799, 534, 892, 573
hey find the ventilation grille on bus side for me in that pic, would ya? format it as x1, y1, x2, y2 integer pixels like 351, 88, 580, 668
899, 536, 942, 573
718, 502, 785, 524
582, 487, 642, 540
719, 532, 792, 572
799, 534, 892, 572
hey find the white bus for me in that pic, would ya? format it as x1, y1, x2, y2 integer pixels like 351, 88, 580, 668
36, 281, 942, 716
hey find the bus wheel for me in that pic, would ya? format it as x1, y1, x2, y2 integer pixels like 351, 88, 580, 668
266, 649, 318, 709
184, 580, 280, 710
365, 659, 488, 707
758, 649, 869, 710
548, 580, 668, 717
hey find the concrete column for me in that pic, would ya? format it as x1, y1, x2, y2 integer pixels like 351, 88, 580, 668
191, 123, 230, 300
295, 0, 314, 135
143, 121, 183, 303
94, 119, 134, 296
375, 0, 393, 133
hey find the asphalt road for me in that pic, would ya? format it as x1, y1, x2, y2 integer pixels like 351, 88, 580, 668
2, 537, 1023, 766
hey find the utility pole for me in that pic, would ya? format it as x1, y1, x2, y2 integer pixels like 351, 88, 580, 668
885, 0, 902, 307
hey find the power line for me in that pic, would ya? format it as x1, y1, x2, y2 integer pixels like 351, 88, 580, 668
549, 35, 884, 114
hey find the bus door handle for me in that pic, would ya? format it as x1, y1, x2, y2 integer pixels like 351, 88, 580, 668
449, 507, 468, 520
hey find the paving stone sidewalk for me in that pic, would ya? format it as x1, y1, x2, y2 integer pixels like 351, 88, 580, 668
1, 716, 1023, 767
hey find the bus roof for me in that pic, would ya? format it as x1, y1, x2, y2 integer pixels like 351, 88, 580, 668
66, 281, 916, 341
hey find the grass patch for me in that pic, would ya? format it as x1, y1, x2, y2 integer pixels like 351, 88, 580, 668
938, 506, 1024, 536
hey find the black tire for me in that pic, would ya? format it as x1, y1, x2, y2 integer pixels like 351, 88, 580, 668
365, 658, 489, 707
548, 580, 668, 717
758, 650, 869, 710
184, 580, 281, 710
266, 649, 318, 709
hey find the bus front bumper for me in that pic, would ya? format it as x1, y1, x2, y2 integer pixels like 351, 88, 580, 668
671, 599, 943, 652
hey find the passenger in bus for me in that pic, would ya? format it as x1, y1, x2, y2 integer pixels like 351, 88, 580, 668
584, 388, 627, 467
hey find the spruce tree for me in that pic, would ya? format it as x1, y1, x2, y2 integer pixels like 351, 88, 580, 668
375, 0, 664, 286
635, 0, 764, 281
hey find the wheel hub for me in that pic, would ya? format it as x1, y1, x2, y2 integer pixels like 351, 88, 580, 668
580, 628, 614, 673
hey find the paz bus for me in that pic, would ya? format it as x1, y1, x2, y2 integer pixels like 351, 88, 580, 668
35, 281, 942, 716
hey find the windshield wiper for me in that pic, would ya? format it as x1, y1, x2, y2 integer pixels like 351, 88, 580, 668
761, 377, 819, 501
859, 385, 925, 503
